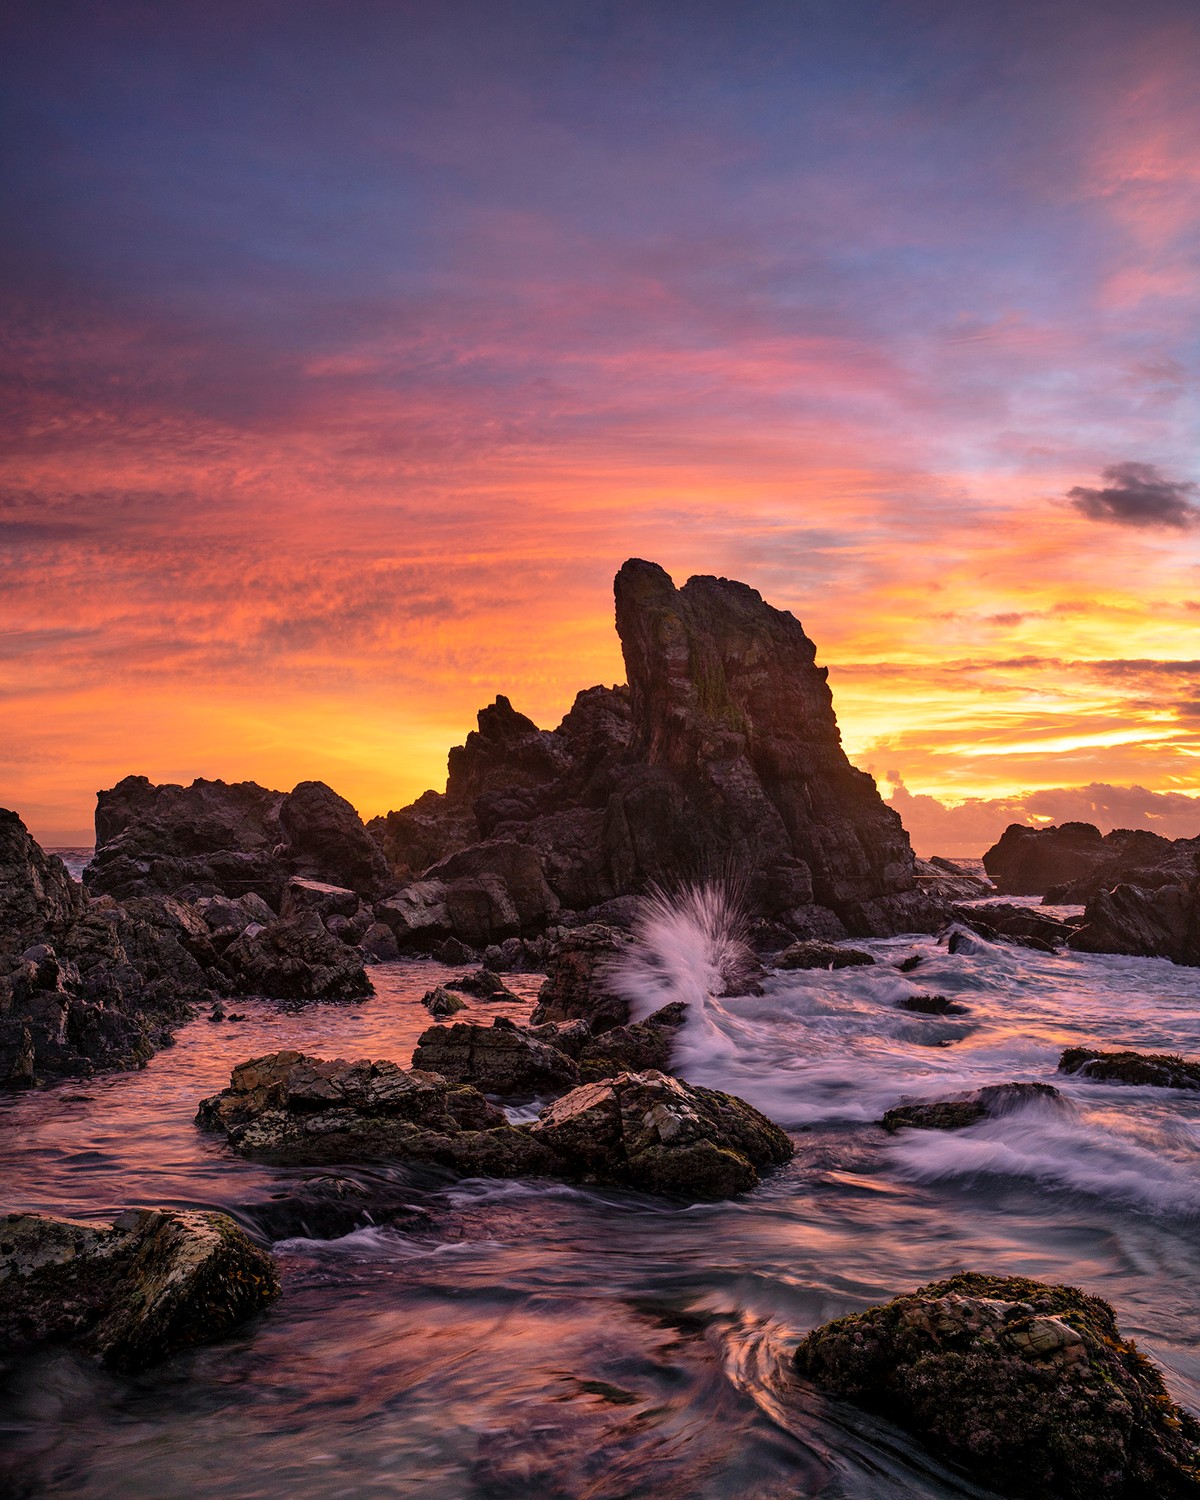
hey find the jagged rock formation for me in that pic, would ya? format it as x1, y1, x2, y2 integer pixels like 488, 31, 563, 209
0, 1207, 279, 1371
86, 775, 392, 906
983, 821, 1200, 902
795, 1272, 1200, 1498
1, 809, 214, 1084
1068, 879, 1200, 968
372, 560, 939, 947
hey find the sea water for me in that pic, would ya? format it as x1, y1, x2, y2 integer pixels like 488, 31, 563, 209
1, 900, 1198, 1498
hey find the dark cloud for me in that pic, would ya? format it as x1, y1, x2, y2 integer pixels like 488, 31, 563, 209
1068, 462, 1199, 530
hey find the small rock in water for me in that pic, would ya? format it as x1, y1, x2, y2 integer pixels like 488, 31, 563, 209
1058, 1046, 1200, 1091
773, 941, 874, 971
208, 1003, 226, 1023
881, 1081, 1059, 1132
411, 1019, 579, 1095
795, 1272, 1200, 1498
422, 986, 467, 1018
896, 954, 923, 972
896, 994, 969, 1016
444, 968, 517, 1000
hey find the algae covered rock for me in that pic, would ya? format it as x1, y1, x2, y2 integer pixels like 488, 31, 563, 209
773, 940, 874, 970
529, 923, 631, 1031
0, 1207, 279, 1372
421, 985, 467, 1018
1058, 1047, 1200, 1091
795, 1271, 1200, 1498
881, 1082, 1060, 1133
574, 1001, 687, 1081
528, 1068, 793, 1199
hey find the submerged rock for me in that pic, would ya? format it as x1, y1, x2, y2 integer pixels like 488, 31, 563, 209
411, 1017, 580, 1095
795, 1271, 1200, 1498
773, 940, 874, 970
1058, 1047, 1200, 1091
0, 1207, 279, 1371
528, 1069, 793, 1199
881, 1081, 1060, 1132
895, 994, 969, 1016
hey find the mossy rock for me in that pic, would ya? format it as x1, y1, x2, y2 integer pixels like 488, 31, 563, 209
796, 1272, 1200, 1497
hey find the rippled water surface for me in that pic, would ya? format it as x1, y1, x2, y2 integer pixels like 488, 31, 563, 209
2, 930, 1199, 1498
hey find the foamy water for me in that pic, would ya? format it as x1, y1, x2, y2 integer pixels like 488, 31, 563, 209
2, 894, 1198, 1498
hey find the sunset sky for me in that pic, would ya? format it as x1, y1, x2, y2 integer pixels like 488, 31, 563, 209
2, 0, 1198, 854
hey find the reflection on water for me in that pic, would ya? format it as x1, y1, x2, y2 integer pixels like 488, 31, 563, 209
1, 937, 1199, 1498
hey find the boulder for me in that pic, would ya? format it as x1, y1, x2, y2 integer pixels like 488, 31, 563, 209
279, 877, 362, 924
195, 892, 276, 943
223, 914, 372, 1001
359, 921, 400, 962
444, 968, 518, 999
914, 856, 993, 900
411, 1017, 579, 1094
575, 1002, 687, 1081
952, 902, 1080, 952
0, 1207, 279, 1372
422, 840, 559, 946
528, 1069, 793, 1198
373, 881, 453, 950
795, 1272, 1200, 1498
1058, 1047, 1200, 1091
1069, 881, 1200, 967
196, 1050, 550, 1175
529, 924, 631, 1031
773, 940, 874, 971
422, 986, 467, 1018
276, 780, 393, 899
881, 1082, 1060, 1132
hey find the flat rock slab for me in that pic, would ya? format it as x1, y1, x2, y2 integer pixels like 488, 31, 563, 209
796, 1271, 1200, 1498
0, 1208, 279, 1371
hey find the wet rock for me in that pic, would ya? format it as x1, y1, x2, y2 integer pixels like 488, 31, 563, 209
795, 1271, 1200, 1498
946, 926, 991, 955
195, 892, 277, 945
196, 1050, 550, 1175
1068, 880, 1200, 968
575, 1002, 687, 1082
411, 1018, 579, 1094
237, 1175, 434, 1242
223, 913, 372, 1001
0, 1207, 279, 1372
422, 986, 467, 1018
895, 994, 969, 1016
528, 1069, 794, 1199
953, 902, 1080, 952
773, 940, 875, 970
529, 924, 631, 1032
1058, 1047, 1200, 1091
444, 968, 518, 999
896, 954, 923, 972
914, 856, 993, 900
881, 1081, 1060, 1132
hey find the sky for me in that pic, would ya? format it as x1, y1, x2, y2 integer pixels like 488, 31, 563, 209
2, 0, 1198, 854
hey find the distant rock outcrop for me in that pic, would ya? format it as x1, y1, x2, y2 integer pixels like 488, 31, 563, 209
983, 820, 1200, 902
371, 561, 940, 947
1068, 878, 1200, 968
